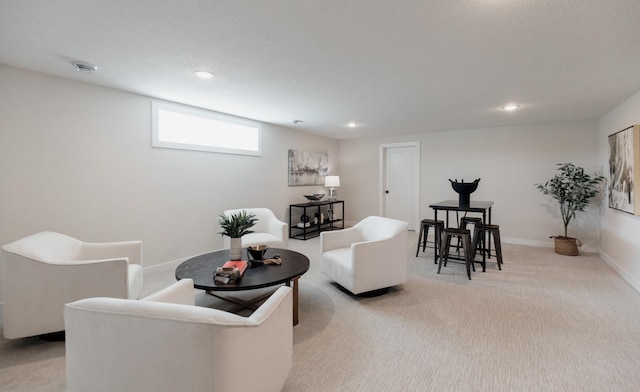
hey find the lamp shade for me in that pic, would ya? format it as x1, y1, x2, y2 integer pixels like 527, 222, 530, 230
324, 176, 340, 187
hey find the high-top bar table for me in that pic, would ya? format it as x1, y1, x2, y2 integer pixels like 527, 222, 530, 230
429, 200, 494, 269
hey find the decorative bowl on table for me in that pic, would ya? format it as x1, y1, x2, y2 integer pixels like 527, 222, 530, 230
304, 194, 325, 201
449, 178, 480, 206
247, 245, 269, 262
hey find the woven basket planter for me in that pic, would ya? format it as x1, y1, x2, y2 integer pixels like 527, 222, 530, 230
552, 236, 582, 256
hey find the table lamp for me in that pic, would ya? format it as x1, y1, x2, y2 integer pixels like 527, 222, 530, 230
325, 176, 340, 200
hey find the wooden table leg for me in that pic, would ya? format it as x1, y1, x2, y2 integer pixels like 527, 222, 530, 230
287, 277, 300, 326
433, 209, 439, 264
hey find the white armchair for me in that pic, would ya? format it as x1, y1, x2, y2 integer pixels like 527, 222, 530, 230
222, 208, 288, 248
320, 216, 408, 295
1, 231, 143, 339
64, 279, 293, 392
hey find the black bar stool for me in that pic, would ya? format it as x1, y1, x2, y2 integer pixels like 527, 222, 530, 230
438, 228, 474, 279
457, 216, 483, 253
415, 219, 445, 263
472, 223, 503, 270
460, 216, 482, 230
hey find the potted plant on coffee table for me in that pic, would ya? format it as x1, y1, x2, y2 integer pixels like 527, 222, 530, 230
536, 163, 604, 256
218, 210, 257, 260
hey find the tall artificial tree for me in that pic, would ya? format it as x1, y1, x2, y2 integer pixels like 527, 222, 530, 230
536, 163, 604, 238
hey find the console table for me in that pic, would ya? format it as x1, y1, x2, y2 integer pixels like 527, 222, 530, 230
289, 200, 344, 240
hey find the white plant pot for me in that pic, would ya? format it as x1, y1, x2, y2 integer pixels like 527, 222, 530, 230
229, 237, 242, 260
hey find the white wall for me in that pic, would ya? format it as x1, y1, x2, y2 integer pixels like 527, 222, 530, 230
338, 121, 601, 248
4, 61, 637, 303
597, 90, 640, 292
0, 65, 338, 300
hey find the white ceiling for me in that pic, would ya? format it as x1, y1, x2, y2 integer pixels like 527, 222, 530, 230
2, 1, 640, 139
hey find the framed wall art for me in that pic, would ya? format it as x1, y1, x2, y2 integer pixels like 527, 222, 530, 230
608, 125, 640, 215
288, 150, 328, 186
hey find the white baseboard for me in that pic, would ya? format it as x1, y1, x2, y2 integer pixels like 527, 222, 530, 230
423, 234, 554, 249
599, 250, 640, 294
142, 256, 190, 273
491, 237, 639, 293
422, 233, 600, 253
501, 237, 553, 248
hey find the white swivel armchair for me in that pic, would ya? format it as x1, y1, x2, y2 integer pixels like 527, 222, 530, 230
1, 231, 143, 339
64, 279, 293, 392
222, 208, 289, 248
320, 216, 408, 295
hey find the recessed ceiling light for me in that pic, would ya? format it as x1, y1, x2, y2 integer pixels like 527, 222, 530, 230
194, 70, 215, 79
501, 104, 520, 111
347, 121, 359, 128
71, 62, 97, 74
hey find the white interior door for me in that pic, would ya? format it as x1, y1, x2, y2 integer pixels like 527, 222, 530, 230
380, 142, 420, 231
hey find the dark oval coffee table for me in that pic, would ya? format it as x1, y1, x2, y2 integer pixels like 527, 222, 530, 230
175, 248, 309, 325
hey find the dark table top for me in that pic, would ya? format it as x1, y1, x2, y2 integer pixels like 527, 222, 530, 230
429, 200, 494, 212
175, 248, 310, 292
289, 199, 344, 207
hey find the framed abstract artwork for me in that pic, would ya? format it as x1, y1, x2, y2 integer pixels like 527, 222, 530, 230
608, 125, 640, 215
288, 150, 328, 186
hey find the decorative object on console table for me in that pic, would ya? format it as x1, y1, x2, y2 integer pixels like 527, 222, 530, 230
303, 193, 325, 201
535, 163, 604, 256
326, 209, 334, 222
298, 214, 311, 228
325, 175, 340, 200
218, 210, 257, 260
449, 178, 480, 207
608, 125, 640, 215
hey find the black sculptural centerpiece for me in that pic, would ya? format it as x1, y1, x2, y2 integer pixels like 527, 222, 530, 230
449, 178, 481, 207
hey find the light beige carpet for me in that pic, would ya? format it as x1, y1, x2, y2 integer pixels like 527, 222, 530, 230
2, 233, 640, 391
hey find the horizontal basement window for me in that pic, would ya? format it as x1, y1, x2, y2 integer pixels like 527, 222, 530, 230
151, 101, 262, 156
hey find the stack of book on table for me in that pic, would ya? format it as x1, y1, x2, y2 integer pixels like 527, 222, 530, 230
214, 260, 248, 284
